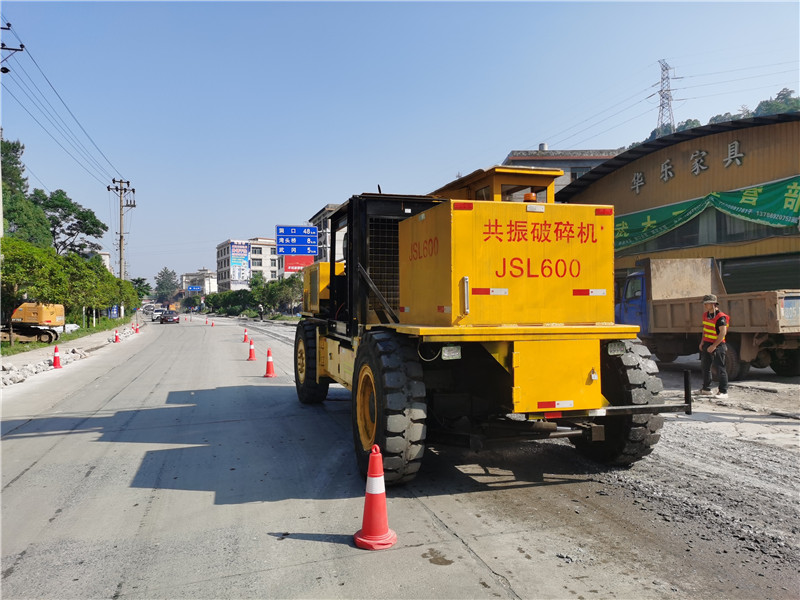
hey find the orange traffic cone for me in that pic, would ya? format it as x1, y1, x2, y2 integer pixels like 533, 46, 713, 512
211, 321, 215, 327
264, 348, 277, 378
243, 328, 248, 342
247, 339, 256, 361
354, 445, 397, 550
205, 317, 208, 325
135, 323, 140, 333
53, 345, 63, 369
114, 330, 120, 343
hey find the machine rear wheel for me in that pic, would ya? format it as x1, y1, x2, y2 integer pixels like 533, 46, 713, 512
294, 321, 329, 404
352, 330, 427, 484
572, 340, 664, 466
37, 330, 56, 343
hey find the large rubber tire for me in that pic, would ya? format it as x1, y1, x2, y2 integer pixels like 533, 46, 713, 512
573, 340, 664, 466
351, 330, 427, 485
37, 330, 56, 343
294, 321, 329, 404
770, 349, 800, 377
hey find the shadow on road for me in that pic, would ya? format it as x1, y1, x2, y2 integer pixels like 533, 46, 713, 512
2, 383, 634, 506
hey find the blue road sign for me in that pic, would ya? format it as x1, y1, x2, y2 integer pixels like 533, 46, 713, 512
188, 286, 202, 291
276, 225, 318, 255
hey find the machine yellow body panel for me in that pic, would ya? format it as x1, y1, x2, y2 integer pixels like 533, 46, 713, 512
398, 200, 616, 327
11, 303, 65, 326
511, 339, 606, 412
303, 261, 345, 314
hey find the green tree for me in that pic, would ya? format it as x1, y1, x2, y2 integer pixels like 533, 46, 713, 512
1, 139, 29, 196
754, 88, 800, 116
676, 119, 701, 132
130, 277, 153, 300
3, 183, 53, 248
0, 237, 67, 343
154, 267, 180, 303
85, 256, 119, 314
59, 252, 99, 317
29, 188, 109, 256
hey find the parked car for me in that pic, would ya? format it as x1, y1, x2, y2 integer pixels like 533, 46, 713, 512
159, 310, 180, 324
151, 308, 165, 322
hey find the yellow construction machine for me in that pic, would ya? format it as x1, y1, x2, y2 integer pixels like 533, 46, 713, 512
295, 166, 691, 484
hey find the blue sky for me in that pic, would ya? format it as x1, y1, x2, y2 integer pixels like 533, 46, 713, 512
2, 1, 798, 283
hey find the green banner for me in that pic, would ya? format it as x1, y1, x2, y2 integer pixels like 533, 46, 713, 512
615, 176, 800, 250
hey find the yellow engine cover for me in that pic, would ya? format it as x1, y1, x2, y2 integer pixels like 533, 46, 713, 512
398, 200, 615, 326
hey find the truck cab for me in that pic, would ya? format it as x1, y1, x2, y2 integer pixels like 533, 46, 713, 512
615, 270, 648, 334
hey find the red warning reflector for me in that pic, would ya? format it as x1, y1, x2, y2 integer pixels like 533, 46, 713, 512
453, 202, 474, 210
545, 412, 563, 419
595, 208, 614, 215
472, 288, 490, 295
574, 289, 607, 296
399, 306, 410, 313
538, 401, 556, 409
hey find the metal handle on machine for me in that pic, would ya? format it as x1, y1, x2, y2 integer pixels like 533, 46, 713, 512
462, 276, 470, 316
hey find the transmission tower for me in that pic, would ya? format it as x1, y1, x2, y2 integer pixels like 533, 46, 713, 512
657, 59, 675, 134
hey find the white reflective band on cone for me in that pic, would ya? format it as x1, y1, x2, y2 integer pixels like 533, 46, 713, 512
366, 475, 385, 495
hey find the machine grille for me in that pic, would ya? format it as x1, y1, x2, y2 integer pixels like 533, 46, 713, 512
367, 217, 399, 313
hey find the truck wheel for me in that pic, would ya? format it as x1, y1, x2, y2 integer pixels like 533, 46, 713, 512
352, 330, 427, 485
573, 340, 664, 466
712, 343, 747, 381
770, 349, 800, 377
294, 321, 329, 404
655, 352, 678, 363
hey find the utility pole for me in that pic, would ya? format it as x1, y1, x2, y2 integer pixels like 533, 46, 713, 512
657, 59, 675, 135
1, 22, 25, 75
108, 179, 135, 280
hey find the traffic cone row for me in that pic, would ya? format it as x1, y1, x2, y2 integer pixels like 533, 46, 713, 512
354, 445, 396, 550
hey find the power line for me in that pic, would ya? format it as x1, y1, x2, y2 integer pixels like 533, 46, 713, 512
2, 83, 109, 186
0, 17, 126, 180
4, 64, 115, 182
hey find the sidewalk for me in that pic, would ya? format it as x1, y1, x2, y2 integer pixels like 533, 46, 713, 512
1, 319, 144, 386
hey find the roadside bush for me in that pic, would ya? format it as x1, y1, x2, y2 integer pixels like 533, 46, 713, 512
224, 305, 242, 317
240, 309, 258, 319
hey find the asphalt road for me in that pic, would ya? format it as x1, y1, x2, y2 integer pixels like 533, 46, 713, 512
2, 317, 798, 599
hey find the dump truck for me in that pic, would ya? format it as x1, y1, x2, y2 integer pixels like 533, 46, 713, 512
1, 303, 65, 343
616, 258, 800, 378
295, 166, 691, 484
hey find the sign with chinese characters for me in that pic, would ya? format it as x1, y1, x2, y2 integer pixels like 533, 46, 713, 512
615, 176, 800, 250
276, 225, 318, 255
631, 139, 746, 194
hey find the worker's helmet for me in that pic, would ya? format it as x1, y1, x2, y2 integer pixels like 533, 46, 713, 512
702, 294, 718, 304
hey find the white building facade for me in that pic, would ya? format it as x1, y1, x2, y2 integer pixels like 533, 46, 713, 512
182, 268, 218, 296
216, 237, 278, 291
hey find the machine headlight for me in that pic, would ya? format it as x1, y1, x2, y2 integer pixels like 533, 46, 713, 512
441, 345, 462, 360
606, 341, 626, 356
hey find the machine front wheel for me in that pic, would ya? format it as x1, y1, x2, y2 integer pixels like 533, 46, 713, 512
294, 321, 329, 404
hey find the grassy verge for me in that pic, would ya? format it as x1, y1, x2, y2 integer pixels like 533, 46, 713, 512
1, 317, 132, 357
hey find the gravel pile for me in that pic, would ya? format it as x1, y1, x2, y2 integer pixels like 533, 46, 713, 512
591, 420, 800, 568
